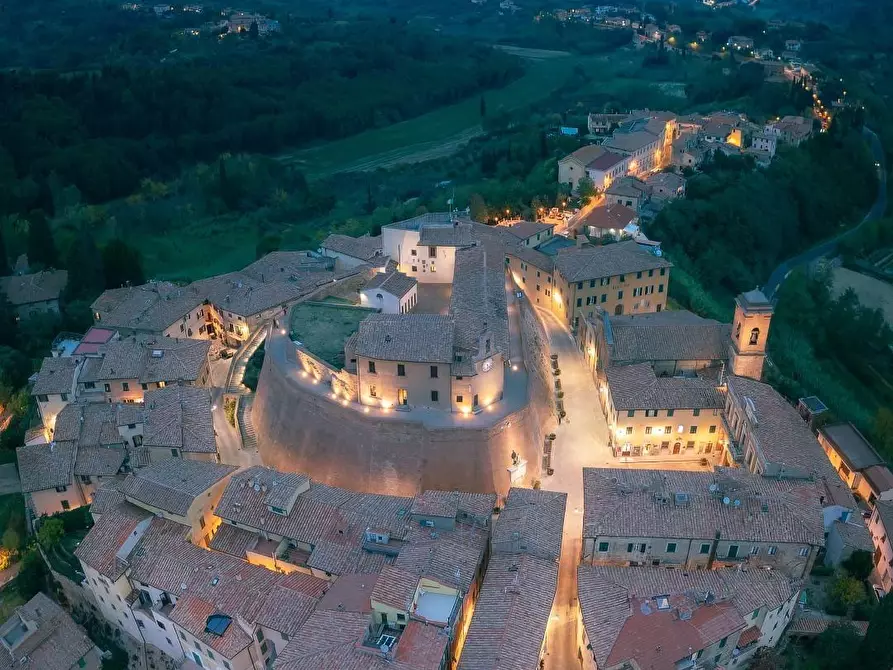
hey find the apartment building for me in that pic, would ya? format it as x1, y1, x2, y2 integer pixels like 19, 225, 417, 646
581, 203, 639, 241
141, 385, 218, 463
382, 215, 475, 284
504, 220, 555, 247
604, 363, 727, 459
604, 177, 648, 211
0, 269, 68, 319
818, 422, 893, 504
582, 467, 825, 578
558, 144, 612, 191
118, 458, 236, 546
578, 566, 800, 670
0, 592, 103, 669
725, 375, 842, 483
869, 501, 893, 593
584, 152, 629, 191
78, 338, 212, 404
459, 488, 566, 670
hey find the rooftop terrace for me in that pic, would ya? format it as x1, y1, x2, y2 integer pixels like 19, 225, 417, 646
289, 301, 377, 368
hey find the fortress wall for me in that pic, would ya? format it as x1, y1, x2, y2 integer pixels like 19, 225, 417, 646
253, 353, 549, 497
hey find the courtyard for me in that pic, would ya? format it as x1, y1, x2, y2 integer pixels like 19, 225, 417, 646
289, 301, 377, 368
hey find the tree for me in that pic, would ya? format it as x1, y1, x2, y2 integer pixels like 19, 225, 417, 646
101, 239, 145, 289
37, 517, 64, 550
1, 527, 20, 552
480, 95, 486, 118
861, 594, 893, 669
26, 210, 58, 269
64, 225, 104, 300
873, 408, 893, 458
255, 234, 281, 259
0, 226, 9, 276
843, 549, 874, 581
469, 193, 488, 223
365, 183, 375, 215
249, 20, 259, 39
829, 574, 866, 613
15, 550, 47, 599
0, 346, 31, 403
812, 623, 862, 669
577, 176, 596, 200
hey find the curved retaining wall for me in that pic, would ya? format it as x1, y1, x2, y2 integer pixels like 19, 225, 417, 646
253, 351, 551, 496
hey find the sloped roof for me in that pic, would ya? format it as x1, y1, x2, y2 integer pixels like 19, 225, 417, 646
355, 314, 454, 364
492, 488, 567, 561
605, 363, 724, 411
142, 386, 216, 454
581, 204, 638, 231
121, 459, 237, 516
320, 234, 383, 261
505, 221, 554, 240
96, 339, 210, 384
560, 144, 606, 166
74, 502, 153, 580
606, 310, 730, 364
16, 442, 74, 492
0, 270, 67, 306
553, 240, 671, 283
583, 467, 825, 546
31, 356, 79, 396
363, 271, 417, 300
818, 423, 883, 471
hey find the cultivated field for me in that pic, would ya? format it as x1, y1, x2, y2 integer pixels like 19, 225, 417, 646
279, 53, 600, 177
833, 266, 893, 326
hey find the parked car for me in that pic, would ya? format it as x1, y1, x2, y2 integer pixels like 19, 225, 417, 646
219, 349, 234, 360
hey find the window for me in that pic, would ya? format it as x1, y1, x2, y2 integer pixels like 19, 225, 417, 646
590, 279, 596, 288
368, 361, 376, 374
689, 426, 697, 434
410, 249, 417, 256
601, 294, 607, 303
636, 271, 642, 279
617, 290, 623, 299
627, 543, 634, 552
719, 636, 728, 649
750, 546, 760, 555
666, 542, 677, 553
625, 426, 633, 435
645, 427, 652, 435
700, 543, 711, 554
55, 485, 67, 493
665, 426, 672, 434
398, 389, 408, 406
397, 364, 405, 377
199, 517, 206, 529
224, 662, 231, 670
369, 385, 377, 398
576, 298, 582, 307
61, 500, 70, 510
180, 632, 187, 641
798, 547, 809, 557
260, 640, 269, 654
693, 409, 700, 417
208, 650, 215, 660
171, 448, 179, 458
627, 410, 635, 417
431, 391, 439, 402
768, 545, 777, 555
645, 410, 657, 418
728, 545, 739, 558
600, 277, 610, 286
104, 383, 111, 393
709, 425, 717, 434
60, 392, 69, 402
577, 282, 583, 290
411, 266, 418, 272
749, 328, 760, 345
648, 269, 654, 277
430, 366, 438, 378
428, 246, 437, 258
158, 620, 166, 630
257, 629, 265, 643
667, 409, 674, 417
80, 475, 91, 484
598, 542, 610, 552
456, 395, 463, 403
619, 274, 626, 283
660, 267, 666, 276
84, 382, 95, 390
157, 381, 165, 388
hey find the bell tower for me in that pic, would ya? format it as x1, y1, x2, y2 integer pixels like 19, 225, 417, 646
729, 289, 774, 381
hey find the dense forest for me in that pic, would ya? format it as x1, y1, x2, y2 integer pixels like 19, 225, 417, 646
0, 19, 521, 214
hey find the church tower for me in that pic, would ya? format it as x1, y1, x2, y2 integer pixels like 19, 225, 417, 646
728, 289, 774, 381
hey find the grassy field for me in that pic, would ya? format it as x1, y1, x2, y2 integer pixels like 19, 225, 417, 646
279, 53, 601, 177
290, 302, 376, 367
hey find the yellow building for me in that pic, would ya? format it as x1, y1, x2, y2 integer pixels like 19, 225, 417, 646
818, 423, 893, 505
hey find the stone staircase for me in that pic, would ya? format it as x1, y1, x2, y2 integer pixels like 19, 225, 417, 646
238, 396, 258, 452
226, 326, 267, 394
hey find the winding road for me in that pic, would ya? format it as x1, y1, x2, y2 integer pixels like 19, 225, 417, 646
764, 126, 887, 300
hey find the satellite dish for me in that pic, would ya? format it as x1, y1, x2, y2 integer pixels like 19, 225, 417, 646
733, 499, 741, 507
722, 497, 731, 505
709, 484, 718, 493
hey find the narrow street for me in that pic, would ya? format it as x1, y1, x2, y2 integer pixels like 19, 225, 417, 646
536, 307, 611, 670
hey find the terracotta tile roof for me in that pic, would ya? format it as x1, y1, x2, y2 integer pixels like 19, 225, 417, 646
875, 501, 893, 536
583, 467, 825, 547
646, 171, 686, 193
0, 592, 97, 670
255, 575, 329, 636
553, 240, 671, 283
89, 478, 126, 516
492, 488, 567, 561
96, 338, 210, 384
410, 490, 496, 521
16, 442, 74, 492
605, 177, 648, 198
605, 363, 724, 411
393, 524, 489, 593
577, 566, 797, 669
818, 423, 883, 471
53, 402, 123, 447
450, 246, 509, 365
727, 376, 839, 481
75, 502, 153, 580
605, 310, 730, 364
317, 572, 377, 613
832, 520, 873, 551
560, 144, 606, 166
585, 151, 627, 171
142, 386, 216, 454
71, 326, 116, 356
737, 624, 761, 647
208, 522, 258, 558
603, 130, 660, 153
91, 282, 205, 333
580, 203, 639, 231
355, 314, 454, 364
320, 234, 383, 262
74, 447, 126, 477
457, 554, 558, 670
364, 271, 417, 299
121, 459, 237, 516
31, 356, 79, 396
371, 565, 418, 611
0, 270, 67, 306
787, 616, 868, 636
505, 221, 554, 240
863, 465, 893, 495
116, 402, 145, 426
417, 223, 475, 247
